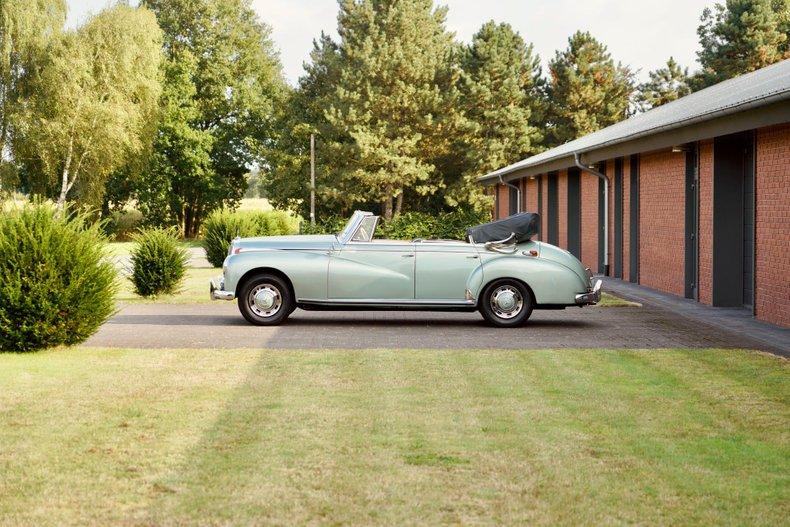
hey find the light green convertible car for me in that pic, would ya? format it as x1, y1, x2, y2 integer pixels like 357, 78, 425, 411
210, 210, 602, 327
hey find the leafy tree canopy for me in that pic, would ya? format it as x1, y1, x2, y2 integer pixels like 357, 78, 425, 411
637, 57, 692, 110
546, 31, 634, 146
695, 0, 790, 88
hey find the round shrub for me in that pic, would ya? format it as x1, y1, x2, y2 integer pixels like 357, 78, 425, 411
202, 209, 299, 267
129, 227, 189, 297
0, 203, 117, 352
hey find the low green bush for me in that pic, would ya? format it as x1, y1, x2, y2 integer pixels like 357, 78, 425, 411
380, 209, 491, 240
299, 215, 349, 235
129, 227, 189, 297
0, 203, 117, 352
203, 209, 299, 267
103, 208, 143, 241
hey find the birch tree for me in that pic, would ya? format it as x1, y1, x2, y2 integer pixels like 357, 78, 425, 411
14, 5, 161, 208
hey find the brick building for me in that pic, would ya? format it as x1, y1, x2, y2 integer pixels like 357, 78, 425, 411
479, 60, 790, 328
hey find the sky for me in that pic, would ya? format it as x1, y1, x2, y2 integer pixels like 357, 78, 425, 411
66, 0, 716, 84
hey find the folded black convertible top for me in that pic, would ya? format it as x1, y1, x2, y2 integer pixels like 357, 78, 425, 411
466, 212, 540, 244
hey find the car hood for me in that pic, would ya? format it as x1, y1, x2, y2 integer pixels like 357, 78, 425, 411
233, 234, 337, 251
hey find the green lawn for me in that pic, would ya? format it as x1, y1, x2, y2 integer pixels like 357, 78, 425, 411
0, 347, 786, 526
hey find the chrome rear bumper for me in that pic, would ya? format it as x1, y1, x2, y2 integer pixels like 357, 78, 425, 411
575, 279, 602, 305
210, 277, 234, 301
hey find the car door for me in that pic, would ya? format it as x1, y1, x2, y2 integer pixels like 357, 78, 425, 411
328, 241, 416, 300
415, 242, 481, 300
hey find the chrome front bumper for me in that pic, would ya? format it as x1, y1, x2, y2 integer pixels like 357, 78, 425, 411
210, 276, 234, 301
575, 279, 602, 305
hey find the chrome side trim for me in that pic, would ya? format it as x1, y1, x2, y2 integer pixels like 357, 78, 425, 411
298, 298, 475, 307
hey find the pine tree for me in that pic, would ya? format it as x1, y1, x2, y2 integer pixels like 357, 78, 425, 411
324, 0, 464, 220
459, 21, 544, 185
637, 57, 692, 110
546, 31, 634, 146
695, 0, 790, 88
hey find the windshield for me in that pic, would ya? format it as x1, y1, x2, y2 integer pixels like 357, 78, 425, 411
352, 215, 378, 242
338, 212, 364, 241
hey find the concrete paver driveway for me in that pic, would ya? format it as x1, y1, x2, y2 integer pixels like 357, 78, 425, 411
86, 300, 782, 352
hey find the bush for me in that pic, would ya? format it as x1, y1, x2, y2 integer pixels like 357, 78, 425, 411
103, 208, 143, 241
299, 215, 349, 235
0, 203, 117, 352
129, 227, 189, 297
380, 209, 491, 240
202, 209, 299, 267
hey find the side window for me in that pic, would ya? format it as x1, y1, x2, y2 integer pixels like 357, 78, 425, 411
352, 216, 378, 242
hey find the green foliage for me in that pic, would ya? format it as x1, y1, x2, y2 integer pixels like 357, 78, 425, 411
457, 21, 544, 208
266, 0, 467, 220
0, 202, 116, 352
546, 31, 635, 146
380, 209, 491, 241
637, 57, 692, 110
140, 0, 286, 237
695, 0, 790, 88
299, 215, 351, 235
202, 209, 299, 267
129, 227, 189, 297
14, 5, 162, 208
103, 208, 144, 241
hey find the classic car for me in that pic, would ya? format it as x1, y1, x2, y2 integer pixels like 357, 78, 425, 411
210, 210, 602, 327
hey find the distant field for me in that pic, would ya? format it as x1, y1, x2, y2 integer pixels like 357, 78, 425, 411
237, 197, 273, 211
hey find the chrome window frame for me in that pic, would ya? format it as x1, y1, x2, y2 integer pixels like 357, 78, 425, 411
338, 211, 375, 245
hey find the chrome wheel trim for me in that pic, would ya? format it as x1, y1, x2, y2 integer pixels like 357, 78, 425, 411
249, 283, 282, 318
489, 285, 524, 319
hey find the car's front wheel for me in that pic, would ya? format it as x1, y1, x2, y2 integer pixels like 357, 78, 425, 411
238, 274, 293, 326
479, 279, 533, 327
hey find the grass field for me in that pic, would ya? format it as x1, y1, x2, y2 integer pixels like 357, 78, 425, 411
0, 347, 786, 526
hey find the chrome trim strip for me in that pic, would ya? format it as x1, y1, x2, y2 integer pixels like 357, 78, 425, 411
298, 298, 475, 306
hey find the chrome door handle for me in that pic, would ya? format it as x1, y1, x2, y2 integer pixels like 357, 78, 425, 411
402, 254, 415, 258
467, 255, 480, 259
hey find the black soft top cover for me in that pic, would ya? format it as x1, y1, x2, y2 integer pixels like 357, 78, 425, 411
466, 212, 540, 244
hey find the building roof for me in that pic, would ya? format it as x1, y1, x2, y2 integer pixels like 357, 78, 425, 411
479, 59, 790, 183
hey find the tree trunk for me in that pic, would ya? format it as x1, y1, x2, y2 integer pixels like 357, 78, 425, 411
395, 191, 403, 217
56, 136, 76, 210
382, 186, 394, 221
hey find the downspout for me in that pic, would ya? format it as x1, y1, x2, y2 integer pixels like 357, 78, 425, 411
574, 152, 610, 276
498, 175, 521, 214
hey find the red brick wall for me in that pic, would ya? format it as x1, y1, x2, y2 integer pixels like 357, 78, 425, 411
526, 177, 539, 213
558, 170, 568, 249
580, 171, 599, 271
622, 157, 631, 280
755, 124, 790, 327
698, 140, 714, 305
639, 150, 687, 296
496, 184, 508, 219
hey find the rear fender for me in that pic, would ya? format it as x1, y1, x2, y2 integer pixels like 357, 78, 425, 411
467, 255, 589, 305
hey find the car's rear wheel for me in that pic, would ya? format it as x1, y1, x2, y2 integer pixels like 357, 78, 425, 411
238, 274, 293, 326
479, 279, 533, 327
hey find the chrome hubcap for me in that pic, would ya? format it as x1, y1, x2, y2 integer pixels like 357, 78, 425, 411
249, 284, 282, 318
490, 285, 524, 319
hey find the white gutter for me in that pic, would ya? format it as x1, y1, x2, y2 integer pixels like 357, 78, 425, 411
574, 152, 609, 275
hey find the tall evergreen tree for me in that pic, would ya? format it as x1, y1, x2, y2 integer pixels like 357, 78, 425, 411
546, 31, 634, 146
695, 0, 789, 88
460, 21, 544, 176
140, 0, 285, 236
637, 57, 692, 110
324, 0, 464, 220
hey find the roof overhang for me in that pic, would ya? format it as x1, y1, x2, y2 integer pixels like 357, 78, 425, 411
479, 97, 790, 184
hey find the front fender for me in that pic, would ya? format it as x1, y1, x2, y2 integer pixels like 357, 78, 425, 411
467, 254, 589, 305
223, 249, 329, 299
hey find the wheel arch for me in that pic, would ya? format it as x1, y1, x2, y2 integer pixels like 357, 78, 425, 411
478, 276, 536, 308
236, 267, 295, 303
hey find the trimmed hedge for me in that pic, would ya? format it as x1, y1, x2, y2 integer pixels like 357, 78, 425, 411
203, 209, 299, 267
130, 227, 189, 297
0, 203, 117, 352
